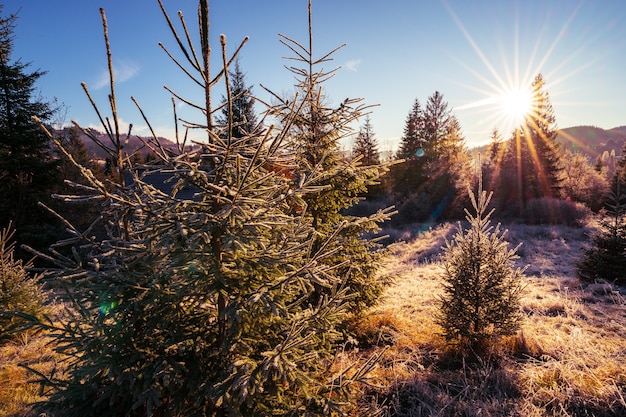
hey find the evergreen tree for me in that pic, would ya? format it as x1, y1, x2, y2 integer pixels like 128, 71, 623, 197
216, 58, 259, 139
430, 114, 471, 219
502, 74, 563, 212
52, 126, 103, 230
0, 7, 58, 247
617, 142, 626, 186
482, 128, 505, 207
0, 222, 46, 343
27, 2, 382, 415
56, 126, 98, 186
526, 74, 563, 198
422, 91, 452, 159
392, 91, 470, 222
268, 1, 393, 312
352, 115, 379, 166
396, 98, 423, 159
437, 181, 526, 352
391, 98, 426, 198
486, 128, 504, 166
577, 182, 626, 284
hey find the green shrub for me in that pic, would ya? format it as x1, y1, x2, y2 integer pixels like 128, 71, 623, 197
577, 185, 626, 284
437, 182, 526, 353
0, 223, 46, 342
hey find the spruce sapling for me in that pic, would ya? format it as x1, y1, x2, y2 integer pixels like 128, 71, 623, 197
437, 181, 526, 353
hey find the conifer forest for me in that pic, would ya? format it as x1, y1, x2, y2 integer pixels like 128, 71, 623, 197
0, 1, 625, 416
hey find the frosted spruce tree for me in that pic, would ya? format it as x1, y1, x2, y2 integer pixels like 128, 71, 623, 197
266, 1, 394, 312
437, 180, 526, 353
28, 1, 381, 416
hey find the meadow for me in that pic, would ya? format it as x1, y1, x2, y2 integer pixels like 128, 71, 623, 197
1, 220, 625, 416
349, 221, 626, 416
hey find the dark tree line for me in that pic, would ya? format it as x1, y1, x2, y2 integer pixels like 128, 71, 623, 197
384, 91, 470, 224
0, 6, 62, 251
354, 74, 605, 228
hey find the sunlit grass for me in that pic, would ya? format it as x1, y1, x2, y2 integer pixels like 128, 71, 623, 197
0, 333, 58, 416
0, 301, 66, 417
351, 221, 626, 416
2, 222, 625, 416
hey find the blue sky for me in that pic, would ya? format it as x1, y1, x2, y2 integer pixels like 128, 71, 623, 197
6, 0, 626, 152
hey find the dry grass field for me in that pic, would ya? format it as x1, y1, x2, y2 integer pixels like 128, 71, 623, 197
1, 222, 625, 416
349, 222, 626, 416
0, 333, 58, 416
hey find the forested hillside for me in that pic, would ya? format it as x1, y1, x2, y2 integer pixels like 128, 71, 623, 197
556, 125, 626, 159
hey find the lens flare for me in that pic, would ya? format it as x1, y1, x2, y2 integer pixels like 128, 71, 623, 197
99, 301, 118, 315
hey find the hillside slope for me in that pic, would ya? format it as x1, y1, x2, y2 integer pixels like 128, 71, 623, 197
557, 125, 626, 159
55, 127, 189, 161
471, 125, 626, 161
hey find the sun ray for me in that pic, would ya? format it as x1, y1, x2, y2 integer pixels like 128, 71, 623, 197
441, 1, 604, 144
442, 0, 510, 93
535, 4, 582, 79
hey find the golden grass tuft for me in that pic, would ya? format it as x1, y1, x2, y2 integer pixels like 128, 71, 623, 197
0, 333, 59, 417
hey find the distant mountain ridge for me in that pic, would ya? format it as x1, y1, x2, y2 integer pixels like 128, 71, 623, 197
65, 125, 625, 163
556, 125, 626, 159
471, 125, 626, 161
57, 127, 187, 160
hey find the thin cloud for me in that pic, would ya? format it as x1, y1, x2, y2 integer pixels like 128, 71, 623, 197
86, 118, 146, 136
92, 59, 140, 90
345, 59, 362, 72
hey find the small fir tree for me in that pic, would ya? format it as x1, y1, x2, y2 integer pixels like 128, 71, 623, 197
437, 181, 526, 352
577, 182, 626, 284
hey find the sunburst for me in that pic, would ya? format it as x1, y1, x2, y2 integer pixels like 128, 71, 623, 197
442, 1, 584, 145
499, 87, 533, 127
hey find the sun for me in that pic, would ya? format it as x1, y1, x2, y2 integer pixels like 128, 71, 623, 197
499, 88, 533, 126
441, 1, 577, 144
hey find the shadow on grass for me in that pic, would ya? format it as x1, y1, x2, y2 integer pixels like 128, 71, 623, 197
363, 352, 626, 417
